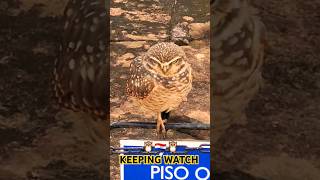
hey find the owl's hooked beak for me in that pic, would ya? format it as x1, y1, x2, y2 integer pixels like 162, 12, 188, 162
161, 64, 169, 74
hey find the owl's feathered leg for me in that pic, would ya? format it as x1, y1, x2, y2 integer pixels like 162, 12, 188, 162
156, 112, 166, 139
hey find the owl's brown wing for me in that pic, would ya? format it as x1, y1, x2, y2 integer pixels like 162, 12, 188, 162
126, 57, 155, 99
53, 0, 107, 118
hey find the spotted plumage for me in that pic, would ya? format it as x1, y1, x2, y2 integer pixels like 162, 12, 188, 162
53, 0, 107, 118
126, 42, 193, 138
212, 0, 266, 141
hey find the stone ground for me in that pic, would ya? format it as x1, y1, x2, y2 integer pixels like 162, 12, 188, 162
109, 0, 210, 179
0, 0, 319, 180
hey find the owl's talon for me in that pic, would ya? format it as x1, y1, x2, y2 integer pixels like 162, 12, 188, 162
161, 129, 167, 139
157, 128, 167, 139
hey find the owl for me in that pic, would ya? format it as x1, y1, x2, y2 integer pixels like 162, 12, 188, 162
126, 42, 193, 138
211, 0, 266, 142
169, 141, 177, 153
53, 0, 108, 118
144, 141, 152, 153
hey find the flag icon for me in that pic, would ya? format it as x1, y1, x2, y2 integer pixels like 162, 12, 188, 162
154, 143, 167, 150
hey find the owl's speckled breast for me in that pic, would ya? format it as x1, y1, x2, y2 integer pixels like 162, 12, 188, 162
137, 67, 192, 113
137, 81, 192, 113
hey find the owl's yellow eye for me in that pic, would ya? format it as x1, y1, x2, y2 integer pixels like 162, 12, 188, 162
149, 56, 162, 65
169, 56, 181, 65
172, 58, 181, 64
150, 58, 157, 64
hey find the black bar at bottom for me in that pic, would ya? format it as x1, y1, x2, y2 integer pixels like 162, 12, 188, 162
110, 121, 210, 130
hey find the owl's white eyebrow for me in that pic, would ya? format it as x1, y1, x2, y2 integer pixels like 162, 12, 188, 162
149, 56, 162, 64
167, 56, 181, 65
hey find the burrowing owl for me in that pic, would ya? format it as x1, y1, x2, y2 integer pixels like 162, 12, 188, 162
53, 0, 107, 118
126, 42, 193, 138
212, 0, 266, 142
